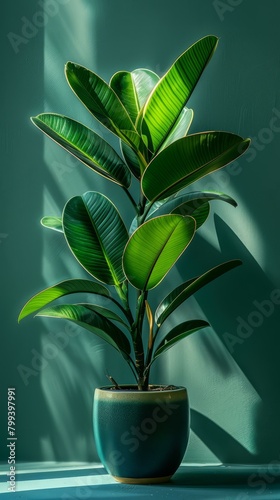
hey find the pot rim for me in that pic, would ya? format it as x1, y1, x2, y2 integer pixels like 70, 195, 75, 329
96, 384, 186, 392
94, 384, 188, 402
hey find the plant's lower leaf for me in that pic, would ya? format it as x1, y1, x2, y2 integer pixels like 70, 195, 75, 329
123, 215, 196, 290
153, 320, 209, 361
63, 192, 128, 286
36, 304, 131, 358
155, 259, 242, 326
142, 132, 250, 202
32, 114, 131, 188
41, 216, 63, 233
78, 303, 129, 328
18, 279, 110, 322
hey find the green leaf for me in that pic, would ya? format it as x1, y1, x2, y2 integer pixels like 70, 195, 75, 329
77, 303, 129, 328
18, 279, 110, 322
65, 62, 143, 151
123, 215, 196, 290
149, 191, 237, 230
32, 114, 131, 188
41, 216, 63, 233
110, 69, 159, 123
63, 192, 128, 286
190, 202, 210, 229
159, 107, 194, 151
155, 259, 242, 326
131, 69, 160, 109
141, 35, 218, 152
142, 132, 251, 202
36, 304, 131, 358
153, 320, 209, 361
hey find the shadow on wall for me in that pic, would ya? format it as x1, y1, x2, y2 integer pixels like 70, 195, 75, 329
184, 215, 280, 463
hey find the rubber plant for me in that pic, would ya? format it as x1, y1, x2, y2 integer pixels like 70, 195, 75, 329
19, 35, 250, 391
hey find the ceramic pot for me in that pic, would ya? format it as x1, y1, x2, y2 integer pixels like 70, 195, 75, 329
93, 385, 189, 484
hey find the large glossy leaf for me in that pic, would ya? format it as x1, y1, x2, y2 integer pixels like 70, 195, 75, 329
41, 216, 63, 232
123, 215, 196, 290
36, 304, 131, 357
65, 62, 144, 151
152, 320, 209, 361
110, 69, 159, 123
142, 132, 251, 202
141, 35, 218, 152
63, 192, 128, 285
18, 279, 110, 322
155, 259, 242, 326
32, 114, 131, 188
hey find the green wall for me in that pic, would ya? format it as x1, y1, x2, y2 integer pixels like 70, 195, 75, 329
1, 0, 280, 464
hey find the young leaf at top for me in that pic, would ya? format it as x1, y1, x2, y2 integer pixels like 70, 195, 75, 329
110, 69, 159, 124
141, 35, 218, 152
65, 62, 146, 153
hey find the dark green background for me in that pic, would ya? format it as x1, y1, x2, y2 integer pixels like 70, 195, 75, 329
1, 0, 280, 464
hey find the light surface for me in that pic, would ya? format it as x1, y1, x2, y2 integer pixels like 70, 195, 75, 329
1, 463, 280, 499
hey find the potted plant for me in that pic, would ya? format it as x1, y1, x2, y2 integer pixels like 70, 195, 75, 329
19, 35, 250, 483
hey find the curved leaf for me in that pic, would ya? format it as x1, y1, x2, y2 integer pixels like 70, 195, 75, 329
41, 216, 63, 232
18, 279, 110, 322
142, 132, 251, 202
32, 114, 131, 188
141, 35, 218, 152
148, 191, 237, 229
159, 107, 194, 151
77, 303, 129, 328
123, 215, 196, 290
110, 69, 159, 123
65, 62, 144, 151
36, 304, 131, 358
63, 192, 128, 285
190, 202, 210, 229
131, 69, 160, 109
149, 191, 236, 218
155, 259, 242, 326
153, 320, 209, 361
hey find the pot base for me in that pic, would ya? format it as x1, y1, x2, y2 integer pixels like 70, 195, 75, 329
113, 474, 172, 484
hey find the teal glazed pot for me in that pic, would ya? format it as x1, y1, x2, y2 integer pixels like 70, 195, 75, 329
93, 385, 189, 484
